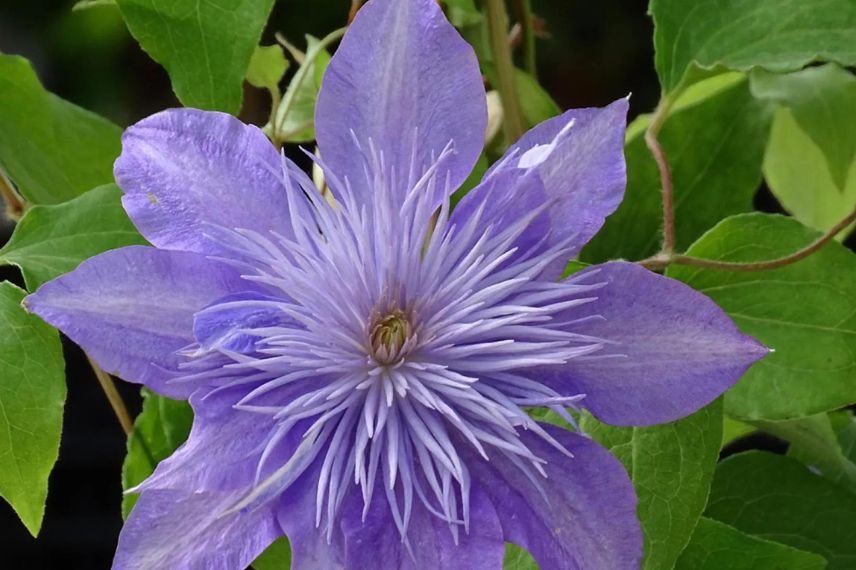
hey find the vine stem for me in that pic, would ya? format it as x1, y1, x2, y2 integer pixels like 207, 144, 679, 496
644, 96, 676, 254
0, 170, 25, 221
640, 202, 856, 272
348, 0, 363, 23
511, 0, 537, 77
485, 0, 526, 141
270, 27, 347, 147
86, 354, 133, 435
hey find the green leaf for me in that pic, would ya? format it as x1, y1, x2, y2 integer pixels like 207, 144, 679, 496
752, 64, 856, 191
582, 76, 771, 262
246, 44, 288, 91
580, 400, 723, 570
483, 65, 561, 129
0, 184, 147, 290
769, 414, 856, 493
651, 0, 856, 94
0, 54, 121, 205
837, 414, 856, 465
721, 417, 755, 449
121, 389, 192, 517
667, 214, 856, 420
0, 282, 65, 536
676, 517, 827, 570
115, 0, 275, 113
271, 34, 333, 143
503, 544, 537, 569
252, 537, 291, 570
444, 0, 483, 27
706, 451, 856, 568
763, 107, 856, 240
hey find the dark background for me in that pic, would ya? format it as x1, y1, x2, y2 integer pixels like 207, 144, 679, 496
0, 0, 791, 568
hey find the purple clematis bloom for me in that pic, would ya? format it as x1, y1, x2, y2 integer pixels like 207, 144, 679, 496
25, 0, 767, 568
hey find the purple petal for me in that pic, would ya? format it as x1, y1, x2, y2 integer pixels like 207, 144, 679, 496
115, 109, 295, 255
112, 489, 280, 570
535, 261, 768, 426
315, 0, 486, 206
24, 246, 252, 398
450, 164, 550, 271
139, 391, 274, 493
193, 291, 298, 354
488, 98, 629, 262
277, 462, 505, 570
461, 424, 642, 570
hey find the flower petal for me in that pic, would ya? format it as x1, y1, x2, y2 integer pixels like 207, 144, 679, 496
277, 462, 505, 570
112, 489, 280, 570
315, 0, 486, 206
488, 97, 629, 260
193, 291, 298, 353
462, 424, 643, 570
24, 246, 252, 398
139, 391, 274, 493
535, 261, 768, 426
450, 163, 551, 271
115, 108, 295, 255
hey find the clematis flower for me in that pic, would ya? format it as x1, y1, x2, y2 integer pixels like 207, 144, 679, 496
25, 0, 767, 568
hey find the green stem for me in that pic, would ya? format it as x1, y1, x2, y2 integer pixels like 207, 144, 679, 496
512, 0, 537, 77
484, 0, 526, 142
271, 27, 347, 147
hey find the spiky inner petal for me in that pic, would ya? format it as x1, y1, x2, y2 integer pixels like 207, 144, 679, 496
180, 136, 603, 543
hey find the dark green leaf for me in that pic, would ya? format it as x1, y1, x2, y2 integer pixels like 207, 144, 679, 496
763, 107, 855, 239
252, 537, 292, 570
762, 414, 856, 493
582, 76, 770, 262
580, 400, 723, 570
706, 451, 856, 568
0, 184, 147, 290
676, 517, 827, 570
667, 214, 856, 420
651, 0, 856, 94
0, 54, 121, 205
121, 389, 192, 517
115, 0, 275, 113
0, 282, 65, 535
246, 44, 288, 91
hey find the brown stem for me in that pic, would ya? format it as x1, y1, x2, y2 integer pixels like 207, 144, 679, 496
644, 96, 675, 254
348, 0, 363, 23
640, 204, 856, 272
86, 354, 133, 435
0, 171, 25, 221
485, 0, 526, 142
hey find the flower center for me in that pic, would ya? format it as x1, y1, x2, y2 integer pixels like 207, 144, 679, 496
370, 310, 412, 364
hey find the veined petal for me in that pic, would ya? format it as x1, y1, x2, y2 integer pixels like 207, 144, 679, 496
112, 489, 280, 570
450, 165, 550, 271
315, 0, 486, 206
115, 109, 296, 255
24, 246, 253, 399
462, 424, 642, 570
138, 391, 275, 493
488, 98, 629, 267
534, 262, 768, 426
193, 291, 299, 354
